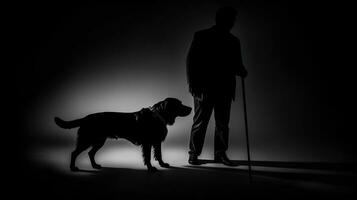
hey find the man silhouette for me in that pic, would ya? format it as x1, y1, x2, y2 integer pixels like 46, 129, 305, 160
186, 6, 247, 166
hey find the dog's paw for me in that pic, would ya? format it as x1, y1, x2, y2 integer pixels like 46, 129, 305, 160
147, 166, 158, 173
159, 162, 170, 168
92, 164, 102, 169
70, 166, 80, 172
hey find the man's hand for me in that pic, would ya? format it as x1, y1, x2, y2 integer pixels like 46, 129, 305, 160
238, 68, 248, 78
189, 86, 203, 98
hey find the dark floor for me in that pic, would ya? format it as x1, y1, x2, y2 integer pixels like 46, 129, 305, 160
11, 157, 357, 200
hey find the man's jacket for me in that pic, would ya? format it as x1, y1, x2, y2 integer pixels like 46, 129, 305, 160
186, 25, 246, 100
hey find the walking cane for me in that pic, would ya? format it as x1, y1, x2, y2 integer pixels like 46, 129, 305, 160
241, 77, 252, 183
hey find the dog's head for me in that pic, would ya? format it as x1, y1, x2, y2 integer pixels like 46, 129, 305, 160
152, 98, 192, 125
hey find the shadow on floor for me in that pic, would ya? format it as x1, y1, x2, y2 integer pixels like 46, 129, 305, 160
197, 159, 357, 172
13, 159, 356, 200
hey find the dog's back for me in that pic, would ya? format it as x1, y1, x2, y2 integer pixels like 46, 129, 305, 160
54, 110, 167, 144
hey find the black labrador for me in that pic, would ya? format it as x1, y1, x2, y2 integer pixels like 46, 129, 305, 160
55, 98, 191, 172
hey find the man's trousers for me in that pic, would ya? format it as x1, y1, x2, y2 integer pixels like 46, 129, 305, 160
189, 94, 232, 156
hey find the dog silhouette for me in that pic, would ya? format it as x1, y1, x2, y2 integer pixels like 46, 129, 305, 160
55, 98, 191, 172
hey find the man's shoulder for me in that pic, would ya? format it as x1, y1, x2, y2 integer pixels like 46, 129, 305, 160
229, 33, 240, 42
194, 27, 240, 41
194, 28, 213, 37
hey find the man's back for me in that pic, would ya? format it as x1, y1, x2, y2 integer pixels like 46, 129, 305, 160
186, 25, 243, 98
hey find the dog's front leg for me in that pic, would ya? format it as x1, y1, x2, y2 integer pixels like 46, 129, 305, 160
153, 143, 170, 168
142, 144, 157, 172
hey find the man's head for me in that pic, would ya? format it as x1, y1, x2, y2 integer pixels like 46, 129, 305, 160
215, 6, 237, 32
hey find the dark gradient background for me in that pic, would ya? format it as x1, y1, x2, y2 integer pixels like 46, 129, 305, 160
9, 0, 356, 199
16, 0, 355, 161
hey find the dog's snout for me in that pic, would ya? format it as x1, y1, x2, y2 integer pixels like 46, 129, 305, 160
187, 106, 192, 113
178, 105, 192, 117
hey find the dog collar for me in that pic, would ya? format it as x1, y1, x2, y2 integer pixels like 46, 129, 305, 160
149, 107, 167, 125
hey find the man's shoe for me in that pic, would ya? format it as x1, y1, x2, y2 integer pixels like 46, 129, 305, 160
188, 154, 201, 165
214, 153, 238, 167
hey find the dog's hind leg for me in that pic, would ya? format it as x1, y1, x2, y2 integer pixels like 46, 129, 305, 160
70, 137, 91, 171
142, 144, 157, 172
88, 138, 106, 169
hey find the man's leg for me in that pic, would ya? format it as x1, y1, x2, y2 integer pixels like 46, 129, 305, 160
213, 97, 237, 166
189, 95, 213, 157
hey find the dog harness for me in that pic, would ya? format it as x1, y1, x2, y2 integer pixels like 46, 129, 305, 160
134, 107, 167, 127
149, 106, 167, 125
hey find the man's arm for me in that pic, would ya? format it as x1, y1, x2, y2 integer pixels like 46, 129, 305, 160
186, 32, 204, 96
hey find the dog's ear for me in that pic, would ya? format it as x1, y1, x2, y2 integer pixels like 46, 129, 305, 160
153, 99, 168, 112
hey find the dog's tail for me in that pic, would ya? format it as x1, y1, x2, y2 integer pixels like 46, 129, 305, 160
54, 117, 82, 129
